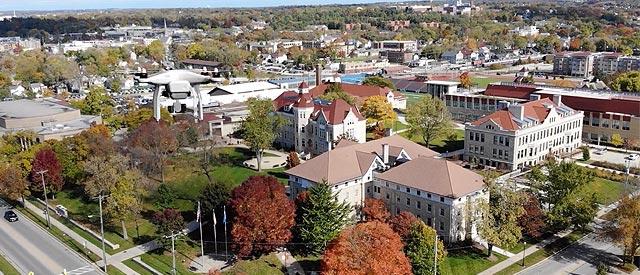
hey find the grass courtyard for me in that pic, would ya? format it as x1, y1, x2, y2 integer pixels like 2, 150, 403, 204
441, 247, 507, 275
399, 128, 465, 153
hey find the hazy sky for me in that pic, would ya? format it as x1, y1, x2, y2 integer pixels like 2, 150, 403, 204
1, 0, 411, 11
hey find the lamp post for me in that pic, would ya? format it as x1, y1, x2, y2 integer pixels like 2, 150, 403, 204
94, 193, 108, 273
522, 241, 526, 266
36, 170, 50, 228
165, 231, 183, 275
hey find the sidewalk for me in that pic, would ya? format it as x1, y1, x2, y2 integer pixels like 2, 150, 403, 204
274, 249, 305, 275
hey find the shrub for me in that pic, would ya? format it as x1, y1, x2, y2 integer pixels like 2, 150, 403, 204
581, 146, 590, 161
489, 63, 505, 70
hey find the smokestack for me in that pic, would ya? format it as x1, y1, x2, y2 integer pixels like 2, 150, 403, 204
382, 144, 389, 165
315, 63, 322, 86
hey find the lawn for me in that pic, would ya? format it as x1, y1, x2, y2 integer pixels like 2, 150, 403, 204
106, 266, 128, 275
399, 128, 465, 153
123, 259, 155, 275
495, 230, 589, 275
472, 76, 501, 88
577, 177, 626, 205
222, 253, 285, 274
441, 247, 507, 275
400, 91, 429, 107
0, 254, 19, 275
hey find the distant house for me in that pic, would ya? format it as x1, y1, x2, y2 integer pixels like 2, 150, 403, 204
29, 83, 47, 97
8, 85, 25, 97
442, 50, 464, 64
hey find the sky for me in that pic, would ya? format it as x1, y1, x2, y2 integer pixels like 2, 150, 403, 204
0, 0, 413, 11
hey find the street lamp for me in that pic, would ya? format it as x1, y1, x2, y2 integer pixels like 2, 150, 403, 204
36, 170, 50, 228
94, 193, 108, 273
164, 231, 184, 275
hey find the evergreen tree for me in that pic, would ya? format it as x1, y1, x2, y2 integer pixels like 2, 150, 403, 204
295, 181, 352, 255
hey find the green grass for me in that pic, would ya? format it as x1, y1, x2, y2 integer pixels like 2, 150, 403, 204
400, 91, 429, 107
123, 259, 155, 275
106, 265, 128, 275
576, 177, 626, 205
223, 253, 285, 274
505, 241, 535, 254
16, 205, 102, 262
472, 77, 501, 88
399, 128, 465, 153
441, 247, 507, 275
495, 230, 589, 275
0, 254, 19, 275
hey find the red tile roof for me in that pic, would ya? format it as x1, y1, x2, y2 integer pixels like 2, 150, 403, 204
311, 99, 365, 124
298, 81, 309, 89
484, 84, 539, 99
471, 98, 556, 131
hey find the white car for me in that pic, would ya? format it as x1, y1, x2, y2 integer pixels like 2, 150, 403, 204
627, 154, 639, 160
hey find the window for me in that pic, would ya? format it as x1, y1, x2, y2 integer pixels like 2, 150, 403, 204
613, 120, 620, 129
427, 204, 432, 212
427, 218, 432, 226
623, 121, 630, 131
480, 133, 485, 142
427, 194, 432, 198
439, 209, 445, 216
406, 198, 411, 206
440, 197, 445, 203
386, 193, 390, 199
602, 119, 610, 128
417, 201, 421, 209
591, 116, 600, 127
417, 190, 421, 196
396, 197, 400, 202
406, 187, 410, 193
439, 222, 444, 231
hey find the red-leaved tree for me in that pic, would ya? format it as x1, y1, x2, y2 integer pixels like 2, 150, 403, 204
127, 119, 178, 183
30, 147, 63, 194
518, 194, 546, 238
322, 221, 412, 274
362, 198, 390, 222
230, 175, 295, 257
389, 211, 420, 239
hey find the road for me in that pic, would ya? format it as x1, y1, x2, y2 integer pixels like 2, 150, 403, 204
520, 223, 623, 275
0, 200, 99, 275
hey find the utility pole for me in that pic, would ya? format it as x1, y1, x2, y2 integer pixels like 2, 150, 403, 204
96, 193, 108, 273
434, 234, 438, 275
165, 231, 183, 275
36, 170, 50, 228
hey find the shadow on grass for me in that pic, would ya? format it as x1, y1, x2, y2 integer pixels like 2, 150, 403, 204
430, 140, 465, 154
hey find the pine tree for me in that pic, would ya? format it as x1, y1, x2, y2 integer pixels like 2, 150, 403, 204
295, 181, 352, 255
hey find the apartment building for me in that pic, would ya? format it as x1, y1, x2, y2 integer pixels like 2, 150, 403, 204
373, 40, 419, 52
286, 135, 487, 242
273, 82, 367, 156
465, 97, 583, 170
553, 52, 595, 78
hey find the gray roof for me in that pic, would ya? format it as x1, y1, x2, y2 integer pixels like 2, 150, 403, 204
0, 99, 75, 119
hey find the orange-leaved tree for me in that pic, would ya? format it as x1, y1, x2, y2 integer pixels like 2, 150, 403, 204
362, 198, 390, 222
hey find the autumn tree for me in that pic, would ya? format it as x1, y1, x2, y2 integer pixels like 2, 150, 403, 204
459, 72, 472, 89
362, 76, 395, 89
286, 151, 301, 168
82, 154, 129, 197
362, 198, 390, 222
606, 195, 640, 263
30, 147, 64, 195
153, 208, 185, 246
611, 133, 624, 147
405, 222, 446, 275
146, 40, 165, 62
389, 211, 420, 239
477, 185, 525, 256
318, 83, 357, 106
518, 194, 546, 238
230, 176, 295, 257
105, 170, 145, 240
360, 95, 397, 128
0, 164, 29, 201
71, 86, 114, 117
128, 119, 178, 182
240, 98, 284, 171
322, 221, 412, 274
406, 96, 453, 147
295, 181, 351, 255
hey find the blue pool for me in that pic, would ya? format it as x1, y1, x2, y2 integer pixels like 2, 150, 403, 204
341, 73, 367, 84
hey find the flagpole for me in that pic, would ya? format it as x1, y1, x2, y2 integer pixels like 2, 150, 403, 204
213, 211, 217, 255
224, 205, 228, 261
198, 201, 205, 268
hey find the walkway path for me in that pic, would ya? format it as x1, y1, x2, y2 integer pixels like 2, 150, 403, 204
274, 249, 305, 275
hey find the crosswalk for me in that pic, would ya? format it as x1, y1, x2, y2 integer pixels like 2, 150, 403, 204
61, 266, 96, 275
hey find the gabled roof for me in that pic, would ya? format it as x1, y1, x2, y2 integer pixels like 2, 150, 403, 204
471, 98, 561, 131
286, 135, 438, 184
273, 92, 365, 124
376, 157, 485, 198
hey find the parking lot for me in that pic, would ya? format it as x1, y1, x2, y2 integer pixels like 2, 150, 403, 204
585, 148, 640, 168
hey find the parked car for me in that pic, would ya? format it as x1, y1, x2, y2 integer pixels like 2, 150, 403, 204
627, 154, 639, 160
4, 210, 18, 222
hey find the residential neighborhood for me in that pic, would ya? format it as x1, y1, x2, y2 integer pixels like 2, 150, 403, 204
0, 0, 639, 275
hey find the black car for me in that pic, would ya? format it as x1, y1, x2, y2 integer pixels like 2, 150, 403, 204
4, 210, 18, 222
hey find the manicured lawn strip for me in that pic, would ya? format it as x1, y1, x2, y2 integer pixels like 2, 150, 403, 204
495, 230, 589, 275
106, 265, 128, 275
400, 128, 465, 153
140, 253, 195, 274
0, 254, 19, 275
16, 206, 101, 262
441, 248, 507, 275
123, 259, 155, 275
577, 177, 626, 205
222, 253, 285, 274
472, 77, 501, 88
400, 91, 428, 107
505, 241, 535, 254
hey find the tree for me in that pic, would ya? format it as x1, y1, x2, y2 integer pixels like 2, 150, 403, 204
240, 98, 284, 172
153, 208, 185, 240
318, 83, 357, 106
606, 195, 640, 263
406, 96, 453, 147
322, 221, 412, 274
608, 71, 640, 93
146, 40, 165, 62
362, 198, 390, 222
623, 138, 638, 152
295, 181, 351, 255
459, 72, 472, 89
230, 176, 295, 257
286, 151, 300, 168
477, 185, 525, 256
389, 211, 420, 239
72, 86, 115, 117
405, 222, 446, 275
0, 164, 29, 201
518, 194, 546, 238
155, 183, 176, 209
360, 95, 397, 127
362, 76, 395, 90
199, 179, 233, 216
128, 119, 178, 182
30, 147, 63, 194
611, 133, 624, 147
105, 170, 144, 240
82, 154, 129, 197
581, 146, 590, 161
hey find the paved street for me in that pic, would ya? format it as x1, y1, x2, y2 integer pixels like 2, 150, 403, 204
0, 201, 99, 275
